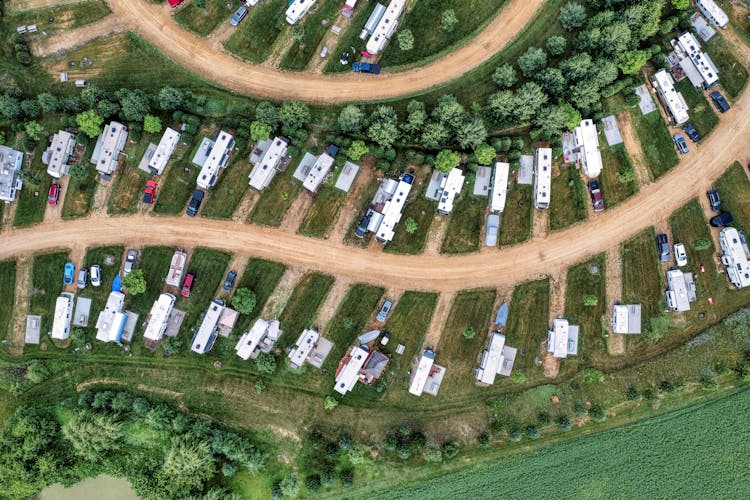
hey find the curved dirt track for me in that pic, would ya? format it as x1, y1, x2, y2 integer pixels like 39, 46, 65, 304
1, 85, 748, 293
106, 0, 543, 103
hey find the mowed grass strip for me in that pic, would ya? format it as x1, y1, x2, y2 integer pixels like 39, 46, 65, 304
564, 254, 607, 360
14, 149, 49, 227
29, 252, 68, 334
125, 246, 173, 319
234, 258, 287, 332
506, 278, 550, 372
0, 259, 17, 341
598, 138, 637, 208
714, 162, 750, 233
153, 159, 199, 215
549, 167, 587, 231
201, 154, 252, 219
621, 228, 663, 331
628, 108, 679, 180
224, 0, 287, 64
299, 185, 346, 238
280, 0, 341, 71
109, 139, 153, 214
384, 187, 436, 255
441, 192, 486, 254
499, 183, 533, 245
176, 248, 232, 332
437, 289, 497, 393
705, 35, 749, 100
250, 169, 301, 227
278, 273, 335, 348
174, 0, 242, 36
61, 163, 97, 219
674, 79, 718, 137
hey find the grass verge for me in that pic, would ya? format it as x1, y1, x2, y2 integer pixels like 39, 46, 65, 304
714, 162, 750, 233
280, 0, 341, 71
278, 273, 335, 348
549, 167, 587, 231
234, 258, 287, 333
298, 185, 346, 238
0, 259, 17, 341
627, 109, 679, 180
564, 254, 607, 359
441, 191, 486, 254
598, 138, 637, 208
506, 279, 550, 372
224, 0, 287, 64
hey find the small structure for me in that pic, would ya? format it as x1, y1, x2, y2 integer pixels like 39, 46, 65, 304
302, 146, 338, 193
121, 312, 139, 343
334, 345, 371, 395
286, 0, 316, 24
190, 299, 225, 354
533, 147, 552, 209
366, 0, 405, 54
90, 122, 128, 179
672, 32, 719, 90
573, 119, 603, 178
517, 155, 534, 185
612, 304, 642, 334
490, 162, 510, 213
652, 69, 689, 125
248, 137, 289, 191
73, 296, 92, 327
235, 318, 282, 360
476, 332, 517, 384
689, 12, 716, 42
719, 227, 750, 289
147, 127, 180, 175
25, 315, 42, 345
164, 308, 186, 338
137, 143, 157, 174
695, 0, 728, 29
601, 115, 623, 146
51, 292, 74, 341
289, 328, 334, 369
165, 250, 187, 287
307, 337, 334, 368
0, 145, 24, 204
408, 348, 446, 397
334, 161, 360, 193
95, 291, 127, 343
375, 173, 414, 243
547, 318, 579, 358
45, 131, 76, 178
143, 293, 176, 344
436, 168, 465, 215
495, 302, 509, 328
193, 131, 235, 190
342, 0, 358, 16
473, 166, 491, 197
359, 2, 387, 39
665, 269, 697, 313
218, 308, 239, 337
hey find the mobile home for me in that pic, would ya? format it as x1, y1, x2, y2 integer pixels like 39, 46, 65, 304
195, 131, 235, 190
0, 145, 24, 204
286, 0, 316, 24
143, 293, 176, 343
652, 69, 689, 125
91, 122, 128, 178
248, 137, 289, 191
533, 147, 552, 209
489, 162, 510, 213
190, 299, 225, 354
95, 291, 127, 343
51, 292, 75, 341
147, 127, 180, 175
573, 119, 603, 178
719, 227, 750, 289
359, 2, 386, 39
45, 131, 76, 178
365, 0, 405, 54
695, 0, 728, 29
376, 173, 414, 243
436, 168, 465, 215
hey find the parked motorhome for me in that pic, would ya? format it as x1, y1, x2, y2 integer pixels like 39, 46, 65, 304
147, 127, 180, 175
51, 292, 75, 341
143, 293, 176, 343
490, 162, 509, 213
533, 148, 552, 209
0, 145, 24, 203
90, 122, 128, 178
652, 70, 689, 125
286, 0, 316, 24
45, 131, 76, 178
366, 0, 405, 54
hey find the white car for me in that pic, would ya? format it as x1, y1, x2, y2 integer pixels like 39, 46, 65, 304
674, 243, 687, 267
90, 265, 102, 287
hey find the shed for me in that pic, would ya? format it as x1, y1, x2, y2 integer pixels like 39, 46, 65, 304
121, 311, 139, 342
425, 171, 445, 201
308, 337, 334, 369
191, 137, 214, 168
473, 166, 491, 196
73, 297, 92, 327
25, 315, 42, 345
517, 155, 534, 185
218, 308, 239, 337
138, 143, 158, 174
334, 162, 360, 192
292, 152, 317, 182
164, 308, 186, 337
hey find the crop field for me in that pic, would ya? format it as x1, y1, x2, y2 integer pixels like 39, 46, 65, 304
0, 259, 16, 341
627, 108, 679, 180
564, 254, 607, 361
620, 228, 663, 334
714, 162, 750, 233
174, 0, 242, 36
175, 248, 231, 332
441, 192, 486, 254
280, 0, 340, 71
298, 185, 346, 238
233, 258, 286, 333
505, 279, 550, 372
597, 139, 637, 208
29, 252, 68, 335
201, 154, 252, 219
277, 273, 335, 349
224, 0, 288, 64
250, 169, 301, 227
499, 183, 532, 246
549, 167, 587, 231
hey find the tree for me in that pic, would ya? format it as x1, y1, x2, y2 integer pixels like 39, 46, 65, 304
405, 217, 418, 234
24, 121, 43, 142
617, 49, 649, 75
463, 326, 476, 340
63, 412, 123, 461
583, 294, 598, 306
76, 110, 104, 138
116, 88, 151, 122
474, 143, 496, 165
443, 441, 459, 459
338, 105, 366, 133
517, 47, 547, 78
397, 28, 414, 51
279, 100, 310, 131
231, 288, 257, 315
81, 85, 106, 108
247, 121, 271, 143
401, 100, 427, 137
97, 99, 120, 119
324, 395, 338, 410
432, 94, 466, 130
560, 102, 582, 131
347, 445, 365, 464
158, 86, 185, 111
122, 269, 147, 296
256, 352, 277, 375
583, 368, 605, 385
255, 101, 279, 128
21, 99, 41, 118
626, 386, 642, 401
162, 435, 216, 497
486, 90, 516, 123
671, 0, 689, 9
0, 94, 21, 119
25, 360, 49, 384
546, 35, 567, 56
588, 404, 606, 422
367, 106, 399, 147
420, 122, 449, 149
441, 8, 458, 32
694, 238, 711, 251
455, 116, 487, 149
37, 93, 59, 113
434, 150, 460, 173
556, 414, 572, 431
347, 140, 369, 161
143, 114, 162, 134
69, 162, 86, 181
514, 82, 548, 123
492, 63, 518, 88
525, 425, 540, 439
560, 2, 587, 30
618, 167, 636, 184
423, 443, 443, 462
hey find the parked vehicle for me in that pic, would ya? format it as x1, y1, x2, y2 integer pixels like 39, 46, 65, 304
355, 207, 374, 238
168, 0, 183, 6
143, 180, 157, 204
673, 133, 689, 154
380, 333, 391, 346
485, 214, 499, 247
186, 189, 204, 217
63, 262, 76, 286
674, 243, 687, 267
77, 268, 88, 289
588, 179, 605, 212
352, 62, 381, 74
340, 51, 350, 64
230, 5, 248, 26
181, 272, 195, 298
706, 189, 721, 212
710, 91, 730, 113
657, 233, 670, 262
710, 211, 734, 227
223, 270, 237, 292
376, 299, 393, 323
47, 184, 61, 205
124, 249, 138, 276
90, 264, 102, 287
320, 46, 328, 58
683, 123, 701, 142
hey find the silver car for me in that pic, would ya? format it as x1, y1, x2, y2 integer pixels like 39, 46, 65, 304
485, 214, 499, 247
90, 264, 102, 287
77, 268, 88, 289
124, 249, 138, 276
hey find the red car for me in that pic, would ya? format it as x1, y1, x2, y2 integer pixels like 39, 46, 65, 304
48, 184, 61, 205
181, 272, 195, 298
143, 180, 157, 204
168, 0, 183, 6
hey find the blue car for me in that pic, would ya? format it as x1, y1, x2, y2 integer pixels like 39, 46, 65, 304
63, 262, 75, 286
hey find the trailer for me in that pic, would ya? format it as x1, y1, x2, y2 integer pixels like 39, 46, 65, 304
286, 0, 316, 24
490, 162, 510, 213
352, 62, 381, 74
165, 250, 187, 287
359, 3, 386, 40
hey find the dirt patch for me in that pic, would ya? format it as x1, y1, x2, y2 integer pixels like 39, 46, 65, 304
33, 14, 126, 57
262, 34, 295, 69
280, 191, 313, 233
605, 247, 625, 355
232, 189, 261, 223
76, 378, 128, 392
91, 174, 118, 215
262, 266, 306, 318
9, 0, 84, 11
423, 215, 448, 255
2, 199, 18, 229
423, 292, 454, 348
317, 276, 352, 329
548, 272, 567, 322
532, 208, 548, 239
616, 111, 653, 188
216, 253, 249, 300
9, 258, 31, 357
44, 180, 65, 223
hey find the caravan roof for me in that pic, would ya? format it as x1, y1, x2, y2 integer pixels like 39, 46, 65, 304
365, 0, 405, 54
534, 148, 552, 209
148, 127, 180, 175
143, 293, 176, 342
408, 348, 435, 396
573, 119, 603, 178
490, 162, 510, 213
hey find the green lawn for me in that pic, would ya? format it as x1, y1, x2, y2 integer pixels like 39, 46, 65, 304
124, 246, 173, 320
278, 273, 335, 349
674, 79, 718, 137
61, 161, 97, 219
14, 148, 49, 228
714, 162, 750, 233
153, 158, 199, 216
384, 184, 436, 255
549, 167, 587, 231
627, 109, 679, 180
441, 191, 486, 254
29, 252, 68, 335
250, 168, 301, 227
564, 254, 607, 361
234, 258, 287, 333
705, 35, 749, 100
176, 248, 232, 334
174, 0, 242, 36
280, 0, 341, 71
499, 183, 532, 246
323, 1, 379, 73
201, 153, 252, 219
299, 185, 346, 238
224, 0, 287, 64
0, 259, 17, 341
108, 139, 153, 215
620, 228, 663, 333
4, 0, 111, 33
505, 279, 550, 372
598, 138, 637, 208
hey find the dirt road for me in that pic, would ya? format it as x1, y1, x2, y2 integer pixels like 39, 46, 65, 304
33, 14, 126, 57
103, 0, 543, 103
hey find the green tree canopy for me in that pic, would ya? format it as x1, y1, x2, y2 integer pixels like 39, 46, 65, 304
122, 269, 147, 296
62, 412, 123, 461
231, 288, 257, 315
434, 150, 461, 173
347, 140, 369, 161
397, 28, 414, 51
76, 110, 104, 138
143, 114, 162, 134
338, 105, 366, 133
474, 143, 496, 166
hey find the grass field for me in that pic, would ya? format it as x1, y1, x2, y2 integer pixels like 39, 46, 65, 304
278, 273, 335, 349
385, 184, 436, 255
176, 248, 231, 333
437, 289, 497, 393
174, 0, 242, 36
627, 109, 679, 180
505, 279, 550, 372
620, 228, 663, 333
124, 246, 173, 320
598, 139, 637, 208
153, 158, 198, 215
674, 79, 718, 137
280, 0, 340, 71
108, 139, 153, 215
29, 252, 68, 335
61, 160, 97, 219
14, 149, 49, 228
0, 260, 16, 342
298, 185, 346, 238
564, 254, 607, 360
705, 35, 749, 100
234, 258, 287, 333
201, 153, 252, 219
714, 162, 750, 233
4, 0, 111, 34
224, 0, 287, 64
441, 192, 486, 254
549, 167, 587, 231
499, 183, 533, 246
250, 169, 301, 227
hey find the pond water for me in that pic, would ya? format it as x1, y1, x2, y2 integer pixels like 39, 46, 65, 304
41, 475, 138, 500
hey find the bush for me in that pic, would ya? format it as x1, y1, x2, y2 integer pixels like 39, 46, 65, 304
556, 414, 572, 431
383, 432, 398, 451
694, 238, 711, 251
443, 441, 459, 459
397, 443, 411, 460
583, 294, 598, 306
525, 425, 540, 440
477, 431, 490, 448
423, 443, 443, 462
626, 386, 642, 401
463, 326, 476, 340
537, 411, 551, 426
589, 405, 606, 422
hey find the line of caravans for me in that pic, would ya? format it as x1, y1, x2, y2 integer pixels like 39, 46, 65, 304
363, 0, 405, 55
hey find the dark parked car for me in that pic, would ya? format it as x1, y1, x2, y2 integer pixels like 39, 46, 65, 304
657, 233, 670, 262
230, 6, 248, 26
223, 270, 237, 292
181, 272, 195, 298
186, 189, 204, 217
673, 133, 689, 154
588, 179, 604, 212
710, 211, 733, 227
355, 207, 374, 238
683, 123, 701, 143
707, 189, 721, 212
710, 91, 730, 113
